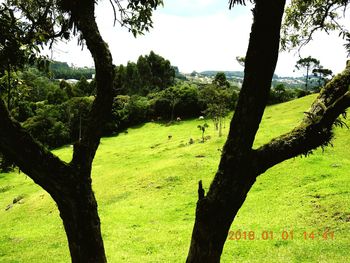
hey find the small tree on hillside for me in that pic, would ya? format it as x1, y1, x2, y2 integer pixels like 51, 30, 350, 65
197, 123, 209, 142
213, 72, 230, 88
200, 84, 232, 137
313, 67, 333, 88
295, 56, 320, 90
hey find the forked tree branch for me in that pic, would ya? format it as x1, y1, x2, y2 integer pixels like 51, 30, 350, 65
0, 99, 73, 193
67, 1, 115, 171
253, 61, 350, 175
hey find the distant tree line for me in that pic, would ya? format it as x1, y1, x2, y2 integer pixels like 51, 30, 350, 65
0, 52, 238, 157
50, 61, 95, 80
0, 50, 315, 172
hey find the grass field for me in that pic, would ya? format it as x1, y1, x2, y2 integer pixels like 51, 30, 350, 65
0, 94, 349, 262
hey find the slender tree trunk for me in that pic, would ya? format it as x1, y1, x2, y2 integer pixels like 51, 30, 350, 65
186, 1, 286, 262
306, 64, 310, 90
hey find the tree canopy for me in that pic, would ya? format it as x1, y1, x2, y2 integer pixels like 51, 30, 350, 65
282, 0, 350, 52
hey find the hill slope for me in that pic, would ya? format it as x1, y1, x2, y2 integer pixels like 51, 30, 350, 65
0, 95, 349, 262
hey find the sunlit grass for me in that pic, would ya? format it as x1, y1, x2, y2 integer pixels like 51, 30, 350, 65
0, 94, 349, 262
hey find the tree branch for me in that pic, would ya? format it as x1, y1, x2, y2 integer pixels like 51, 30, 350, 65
0, 99, 73, 194
253, 61, 350, 175
67, 1, 115, 171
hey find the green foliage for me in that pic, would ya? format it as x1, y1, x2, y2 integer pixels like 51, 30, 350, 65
49, 61, 95, 80
295, 56, 320, 71
295, 56, 320, 90
10, 101, 34, 122
114, 0, 164, 37
200, 83, 234, 136
115, 51, 175, 95
282, 0, 350, 51
312, 67, 333, 88
150, 83, 201, 119
47, 87, 68, 105
0, 4, 36, 73
106, 95, 150, 133
213, 72, 230, 88
62, 97, 94, 142
75, 76, 94, 96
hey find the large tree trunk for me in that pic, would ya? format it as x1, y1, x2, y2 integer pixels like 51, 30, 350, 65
186, 1, 286, 262
54, 177, 106, 263
0, 1, 114, 262
187, 1, 350, 262
56, 1, 114, 262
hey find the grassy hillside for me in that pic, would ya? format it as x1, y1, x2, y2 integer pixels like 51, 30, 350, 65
0, 94, 349, 262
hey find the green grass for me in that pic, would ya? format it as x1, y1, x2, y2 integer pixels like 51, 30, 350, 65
0, 94, 349, 262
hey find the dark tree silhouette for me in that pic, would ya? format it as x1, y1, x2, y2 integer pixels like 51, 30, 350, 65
295, 56, 320, 90
0, 0, 161, 262
186, 0, 350, 262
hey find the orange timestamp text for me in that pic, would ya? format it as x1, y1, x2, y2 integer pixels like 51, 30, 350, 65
227, 229, 335, 241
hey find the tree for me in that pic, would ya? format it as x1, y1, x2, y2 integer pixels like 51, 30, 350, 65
186, 0, 350, 262
213, 72, 230, 88
0, 0, 162, 262
137, 55, 153, 94
200, 85, 232, 137
295, 56, 320, 90
200, 74, 233, 137
146, 50, 175, 90
115, 51, 175, 95
75, 76, 93, 96
313, 67, 333, 88
197, 123, 209, 143
281, 0, 350, 52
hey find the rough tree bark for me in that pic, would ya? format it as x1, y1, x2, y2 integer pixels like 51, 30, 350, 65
186, 0, 350, 262
0, 1, 114, 262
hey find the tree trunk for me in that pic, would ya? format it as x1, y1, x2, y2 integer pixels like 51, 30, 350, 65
0, 1, 115, 262
186, 1, 286, 262
306, 64, 310, 90
55, 178, 106, 263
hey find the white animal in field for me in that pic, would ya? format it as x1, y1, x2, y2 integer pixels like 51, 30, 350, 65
198, 116, 204, 120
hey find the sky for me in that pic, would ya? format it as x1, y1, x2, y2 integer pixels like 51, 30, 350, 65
48, 0, 349, 77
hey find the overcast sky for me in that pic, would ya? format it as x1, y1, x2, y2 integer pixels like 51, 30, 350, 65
49, 0, 349, 77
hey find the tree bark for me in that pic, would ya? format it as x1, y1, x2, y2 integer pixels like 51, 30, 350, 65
55, 1, 114, 262
0, 1, 114, 262
186, 1, 287, 262
55, 178, 107, 263
187, 1, 350, 262
253, 62, 350, 174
